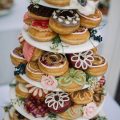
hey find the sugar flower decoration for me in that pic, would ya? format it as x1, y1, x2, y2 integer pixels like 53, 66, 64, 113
26, 84, 48, 97
83, 102, 97, 119
41, 75, 58, 91
71, 50, 94, 70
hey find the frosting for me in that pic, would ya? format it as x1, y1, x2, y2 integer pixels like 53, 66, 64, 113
32, 20, 49, 29
78, 0, 99, 16
26, 84, 48, 97
28, 4, 56, 17
79, 9, 102, 21
72, 27, 88, 35
70, 50, 94, 70
11, 47, 25, 60
83, 102, 97, 119
52, 10, 80, 27
58, 68, 86, 87
41, 75, 58, 90
90, 55, 107, 68
45, 91, 70, 110
27, 62, 43, 75
39, 52, 67, 68
18, 83, 29, 93
23, 41, 35, 62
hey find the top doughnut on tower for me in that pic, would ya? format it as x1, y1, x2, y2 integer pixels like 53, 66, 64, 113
9, 0, 108, 120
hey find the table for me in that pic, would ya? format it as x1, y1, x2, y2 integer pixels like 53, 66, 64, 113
0, 85, 120, 120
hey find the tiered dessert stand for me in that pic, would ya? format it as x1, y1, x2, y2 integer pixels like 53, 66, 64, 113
4, 0, 108, 120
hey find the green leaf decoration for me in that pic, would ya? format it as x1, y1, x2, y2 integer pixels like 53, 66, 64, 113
48, 113, 57, 120
96, 116, 108, 120
29, 0, 40, 4
4, 104, 12, 112
11, 98, 24, 106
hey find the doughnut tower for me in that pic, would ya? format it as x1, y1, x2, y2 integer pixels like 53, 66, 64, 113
5, 0, 108, 120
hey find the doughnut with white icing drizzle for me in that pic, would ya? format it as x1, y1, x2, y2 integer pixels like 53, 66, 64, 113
86, 54, 108, 76
38, 52, 69, 76
60, 27, 90, 45
49, 10, 80, 34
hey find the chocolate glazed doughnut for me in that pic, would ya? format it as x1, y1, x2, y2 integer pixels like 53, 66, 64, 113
38, 52, 69, 76
49, 10, 80, 34
28, 4, 56, 20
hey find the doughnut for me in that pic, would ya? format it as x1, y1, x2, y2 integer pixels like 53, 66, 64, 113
45, 91, 71, 113
70, 88, 94, 105
44, 0, 70, 7
86, 55, 108, 76
60, 27, 90, 45
10, 47, 27, 66
15, 75, 28, 84
67, 50, 94, 70
77, 0, 99, 16
23, 41, 43, 62
26, 84, 48, 101
93, 84, 105, 106
23, 12, 35, 25
25, 61, 44, 81
24, 96, 48, 117
58, 68, 86, 92
38, 52, 69, 76
49, 10, 80, 34
58, 105, 82, 120
28, 19, 56, 42
28, 4, 56, 20
79, 9, 102, 28
16, 83, 29, 98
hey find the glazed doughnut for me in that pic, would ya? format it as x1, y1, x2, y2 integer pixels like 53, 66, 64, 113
24, 96, 48, 117
79, 9, 102, 28
58, 68, 86, 92
26, 84, 48, 101
86, 55, 108, 76
28, 4, 56, 20
58, 105, 82, 120
38, 52, 69, 76
44, 0, 70, 7
49, 10, 80, 34
77, 0, 99, 16
60, 27, 90, 45
70, 89, 94, 105
28, 20, 56, 42
67, 50, 94, 70
10, 47, 27, 67
15, 75, 28, 84
23, 41, 43, 62
45, 91, 71, 113
25, 61, 44, 81
16, 83, 29, 98
23, 12, 35, 25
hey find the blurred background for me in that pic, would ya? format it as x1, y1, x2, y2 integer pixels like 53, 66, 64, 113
0, 0, 120, 105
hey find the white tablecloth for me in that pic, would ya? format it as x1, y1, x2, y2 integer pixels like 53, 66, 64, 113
0, 85, 120, 120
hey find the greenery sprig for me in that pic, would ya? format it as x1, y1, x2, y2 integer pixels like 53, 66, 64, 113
11, 98, 24, 106
4, 104, 12, 112
14, 63, 26, 76
29, 0, 40, 4
90, 29, 103, 42
9, 83, 17, 87
48, 113, 57, 120
95, 115, 107, 120
50, 36, 68, 53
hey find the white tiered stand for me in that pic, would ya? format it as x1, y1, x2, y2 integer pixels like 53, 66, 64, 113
9, 0, 107, 120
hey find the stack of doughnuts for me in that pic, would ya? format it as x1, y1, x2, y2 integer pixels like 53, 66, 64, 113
9, 0, 108, 120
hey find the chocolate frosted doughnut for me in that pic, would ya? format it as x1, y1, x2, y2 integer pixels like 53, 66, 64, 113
52, 10, 80, 27
28, 4, 56, 18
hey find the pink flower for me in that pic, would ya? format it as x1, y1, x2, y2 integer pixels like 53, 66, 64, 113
83, 102, 97, 119
41, 75, 58, 90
